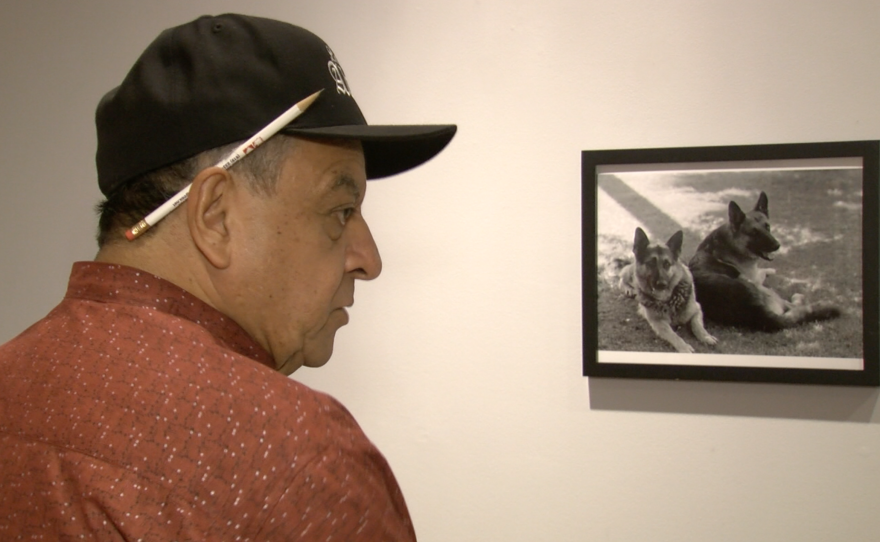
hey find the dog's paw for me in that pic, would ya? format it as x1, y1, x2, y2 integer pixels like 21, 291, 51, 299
791, 293, 805, 306
618, 265, 637, 297
618, 278, 637, 297
675, 342, 695, 354
699, 333, 719, 346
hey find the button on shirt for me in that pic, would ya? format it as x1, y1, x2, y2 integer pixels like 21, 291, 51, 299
0, 262, 415, 541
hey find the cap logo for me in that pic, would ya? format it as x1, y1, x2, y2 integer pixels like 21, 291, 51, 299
326, 46, 352, 97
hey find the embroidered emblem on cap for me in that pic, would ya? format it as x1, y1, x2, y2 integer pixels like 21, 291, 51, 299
326, 46, 352, 97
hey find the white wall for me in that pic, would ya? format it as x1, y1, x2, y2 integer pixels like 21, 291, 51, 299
2, 1, 879, 540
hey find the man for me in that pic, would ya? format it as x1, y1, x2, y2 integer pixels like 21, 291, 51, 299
0, 13, 455, 540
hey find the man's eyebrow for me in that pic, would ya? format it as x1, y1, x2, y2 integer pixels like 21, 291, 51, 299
328, 173, 361, 200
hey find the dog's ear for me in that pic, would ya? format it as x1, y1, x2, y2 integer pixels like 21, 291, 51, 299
729, 201, 746, 229
755, 191, 769, 217
633, 227, 649, 259
666, 230, 684, 260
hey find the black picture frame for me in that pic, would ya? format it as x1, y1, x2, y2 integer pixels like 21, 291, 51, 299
582, 140, 879, 386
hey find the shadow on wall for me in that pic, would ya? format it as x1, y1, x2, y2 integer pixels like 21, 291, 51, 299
589, 378, 880, 424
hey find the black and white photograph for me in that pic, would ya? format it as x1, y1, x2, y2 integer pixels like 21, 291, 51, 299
582, 141, 879, 386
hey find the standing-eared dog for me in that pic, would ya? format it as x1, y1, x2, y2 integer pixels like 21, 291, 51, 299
688, 191, 840, 331
619, 227, 718, 353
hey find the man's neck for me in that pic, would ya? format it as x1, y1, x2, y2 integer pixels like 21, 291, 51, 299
94, 228, 219, 313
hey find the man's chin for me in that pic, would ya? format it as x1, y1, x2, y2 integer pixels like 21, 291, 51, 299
274, 344, 333, 375
303, 347, 334, 369
297, 333, 339, 372
278, 311, 346, 375
305, 311, 350, 367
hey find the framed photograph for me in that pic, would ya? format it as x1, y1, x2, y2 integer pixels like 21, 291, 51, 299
582, 141, 879, 386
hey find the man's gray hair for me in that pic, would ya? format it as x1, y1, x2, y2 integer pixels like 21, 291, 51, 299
96, 135, 296, 246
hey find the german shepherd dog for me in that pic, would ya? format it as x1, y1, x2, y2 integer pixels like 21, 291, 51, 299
619, 227, 718, 353
688, 191, 840, 331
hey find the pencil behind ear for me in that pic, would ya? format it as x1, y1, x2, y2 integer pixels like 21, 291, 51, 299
186, 166, 233, 269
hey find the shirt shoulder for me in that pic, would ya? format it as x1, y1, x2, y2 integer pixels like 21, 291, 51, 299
0, 289, 413, 540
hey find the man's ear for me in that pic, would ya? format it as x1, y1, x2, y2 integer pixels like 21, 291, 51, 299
187, 166, 233, 269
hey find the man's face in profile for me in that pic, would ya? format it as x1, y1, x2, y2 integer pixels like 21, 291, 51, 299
226, 138, 382, 374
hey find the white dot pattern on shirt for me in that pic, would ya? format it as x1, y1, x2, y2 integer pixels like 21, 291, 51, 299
0, 262, 415, 540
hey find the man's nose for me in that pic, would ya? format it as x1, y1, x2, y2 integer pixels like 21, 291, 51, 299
346, 216, 382, 280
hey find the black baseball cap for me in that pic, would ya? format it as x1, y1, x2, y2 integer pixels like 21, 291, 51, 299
96, 14, 457, 197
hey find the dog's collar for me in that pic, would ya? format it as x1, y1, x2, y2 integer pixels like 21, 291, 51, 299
638, 279, 692, 316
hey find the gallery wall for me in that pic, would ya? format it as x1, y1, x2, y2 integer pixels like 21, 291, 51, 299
1, 1, 878, 540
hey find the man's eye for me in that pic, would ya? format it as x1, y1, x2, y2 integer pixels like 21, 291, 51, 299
335, 208, 355, 226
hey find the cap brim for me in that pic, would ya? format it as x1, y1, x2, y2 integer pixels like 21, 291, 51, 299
282, 124, 456, 179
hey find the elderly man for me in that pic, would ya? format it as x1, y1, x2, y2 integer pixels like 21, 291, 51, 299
0, 14, 455, 540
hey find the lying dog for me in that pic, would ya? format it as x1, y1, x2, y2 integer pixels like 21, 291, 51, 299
620, 227, 718, 353
688, 191, 840, 331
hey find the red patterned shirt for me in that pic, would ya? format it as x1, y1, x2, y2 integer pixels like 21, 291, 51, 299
0, 262, 416, 541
